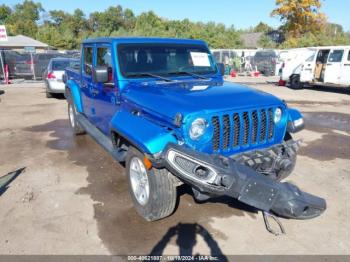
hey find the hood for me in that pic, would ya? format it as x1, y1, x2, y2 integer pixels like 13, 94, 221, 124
121, 80, 284, 123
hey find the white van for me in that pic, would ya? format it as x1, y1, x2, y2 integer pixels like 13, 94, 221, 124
280, 48, 316, 81
290, 46, 350, 89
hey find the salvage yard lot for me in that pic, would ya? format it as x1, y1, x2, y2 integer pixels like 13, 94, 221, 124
0, 79, 349, 255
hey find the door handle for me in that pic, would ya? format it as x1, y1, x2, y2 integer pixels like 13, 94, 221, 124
326, 63, 332, 66
344, 63, 350, 66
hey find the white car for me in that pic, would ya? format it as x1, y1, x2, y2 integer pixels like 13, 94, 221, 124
43, 58, 79, 98
289, 46, 350, 89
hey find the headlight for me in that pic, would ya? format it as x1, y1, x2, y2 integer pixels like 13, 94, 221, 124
189, 118, 207, 140
274, 108, 282, 123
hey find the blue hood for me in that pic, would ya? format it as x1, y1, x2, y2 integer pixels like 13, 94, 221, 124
121, 81, 284, 123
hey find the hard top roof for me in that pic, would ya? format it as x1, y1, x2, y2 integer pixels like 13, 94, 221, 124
83, 37, 207, 46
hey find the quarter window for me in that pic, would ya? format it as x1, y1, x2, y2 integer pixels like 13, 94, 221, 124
328, 50, 344, 63
83, 46, 93, 75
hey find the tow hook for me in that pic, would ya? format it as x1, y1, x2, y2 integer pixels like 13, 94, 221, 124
262, 211, 286, 236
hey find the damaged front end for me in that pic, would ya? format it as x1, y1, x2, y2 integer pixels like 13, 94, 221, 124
162, 143, 326, 220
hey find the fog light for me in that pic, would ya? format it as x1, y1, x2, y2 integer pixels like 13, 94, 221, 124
194, 166, 210, 178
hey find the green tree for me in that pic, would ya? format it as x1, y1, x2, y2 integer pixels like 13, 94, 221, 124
6, 0, 44, 37
0, 4, 11, 24
254, 22, 273, 33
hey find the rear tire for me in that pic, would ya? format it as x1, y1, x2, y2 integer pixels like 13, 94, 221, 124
46, 90, 53, 98
290, 75, 303, 90
126, 147, 177, 221
68, 101, 85, 135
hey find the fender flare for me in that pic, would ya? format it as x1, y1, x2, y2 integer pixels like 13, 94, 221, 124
287, 108, 304, 133
66, 79, 83, 113
110, 109, 178, 155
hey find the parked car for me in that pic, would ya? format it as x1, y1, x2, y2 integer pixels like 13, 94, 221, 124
43, 57, 79, 98
290, 46, 350, 89
64, 37, 325, 223
253, 50, 282, 76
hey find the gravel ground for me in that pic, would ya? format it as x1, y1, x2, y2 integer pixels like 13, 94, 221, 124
0, 78, 349, 255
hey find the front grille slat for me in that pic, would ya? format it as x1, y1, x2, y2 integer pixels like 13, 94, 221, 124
211, 108, 276, 153
251, 110, 258, 144
268, 108, 274, 140
233, 113, 240, 147
212, 116, 220, 151
222, 115, 231, 150
259, 109, 267, 142
242, 112, 249, 145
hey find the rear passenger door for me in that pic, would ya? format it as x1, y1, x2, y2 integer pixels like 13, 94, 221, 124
324, 49, 344, 84
339, 50, 350, 85
81, 45, 95, 120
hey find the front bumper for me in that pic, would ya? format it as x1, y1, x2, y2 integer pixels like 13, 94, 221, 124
160, 143, 326, 220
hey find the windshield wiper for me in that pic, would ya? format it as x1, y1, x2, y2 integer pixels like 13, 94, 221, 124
168, 71, 209, 80
126, 72, 173, 82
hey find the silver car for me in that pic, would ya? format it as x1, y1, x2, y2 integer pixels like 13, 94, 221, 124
43, 58, 79, 98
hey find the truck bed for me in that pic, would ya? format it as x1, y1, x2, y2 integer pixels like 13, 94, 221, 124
65, 67, 81, 82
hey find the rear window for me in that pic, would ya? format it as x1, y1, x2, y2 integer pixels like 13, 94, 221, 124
52, 60, 79, 71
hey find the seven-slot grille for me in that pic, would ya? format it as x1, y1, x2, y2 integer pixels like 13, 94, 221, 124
211, 108, 275, 152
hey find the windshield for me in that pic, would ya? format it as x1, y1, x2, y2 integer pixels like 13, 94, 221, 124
117, 43, 217, 78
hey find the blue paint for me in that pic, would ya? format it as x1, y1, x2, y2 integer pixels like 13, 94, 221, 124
65, 37, 304, 156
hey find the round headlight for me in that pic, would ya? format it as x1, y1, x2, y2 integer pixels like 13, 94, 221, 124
189, 118, 207, 140
274, 108, 282, 123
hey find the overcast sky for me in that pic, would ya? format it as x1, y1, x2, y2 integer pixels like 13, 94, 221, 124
4, 0, 350, 31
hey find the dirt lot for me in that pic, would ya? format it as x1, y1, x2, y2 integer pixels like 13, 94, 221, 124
0, 78, 349, 255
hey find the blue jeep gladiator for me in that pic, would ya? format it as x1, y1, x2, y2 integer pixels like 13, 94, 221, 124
64, 37, 326, 225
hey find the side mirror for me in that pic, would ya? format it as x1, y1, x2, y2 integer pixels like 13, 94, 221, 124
217, 63, 225, 76
92, 66, 109, 83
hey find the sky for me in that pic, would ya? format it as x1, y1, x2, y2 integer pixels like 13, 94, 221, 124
3, 0, 350, 31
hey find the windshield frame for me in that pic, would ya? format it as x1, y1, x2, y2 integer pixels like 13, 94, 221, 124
116, 43, 218, 79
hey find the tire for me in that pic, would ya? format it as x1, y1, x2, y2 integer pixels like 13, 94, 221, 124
290, 75, 303, 90
46, 90, 53, 98
276, 132, 297, 181
67, 101, 85, 135
126, 147, 177, 221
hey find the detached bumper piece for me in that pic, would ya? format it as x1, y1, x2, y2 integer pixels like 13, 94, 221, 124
163, 143, 326, 220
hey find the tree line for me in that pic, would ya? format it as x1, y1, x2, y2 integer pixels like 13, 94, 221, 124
0, 0, 349, 50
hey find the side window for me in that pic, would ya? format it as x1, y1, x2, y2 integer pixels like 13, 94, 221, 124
328, 50, 344, 63
96, 46, 113, 82
83, 46, 93, 76
347, 51, 350, 61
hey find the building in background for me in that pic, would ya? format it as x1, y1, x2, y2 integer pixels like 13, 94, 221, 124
0, 35, 51, 53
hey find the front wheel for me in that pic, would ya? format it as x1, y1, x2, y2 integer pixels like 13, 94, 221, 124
126, 147, 177, 221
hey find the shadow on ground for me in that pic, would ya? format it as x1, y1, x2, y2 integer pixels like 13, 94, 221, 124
149, 223, 228, 260
25, 119, 259, 255
286, 84, 350, 95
